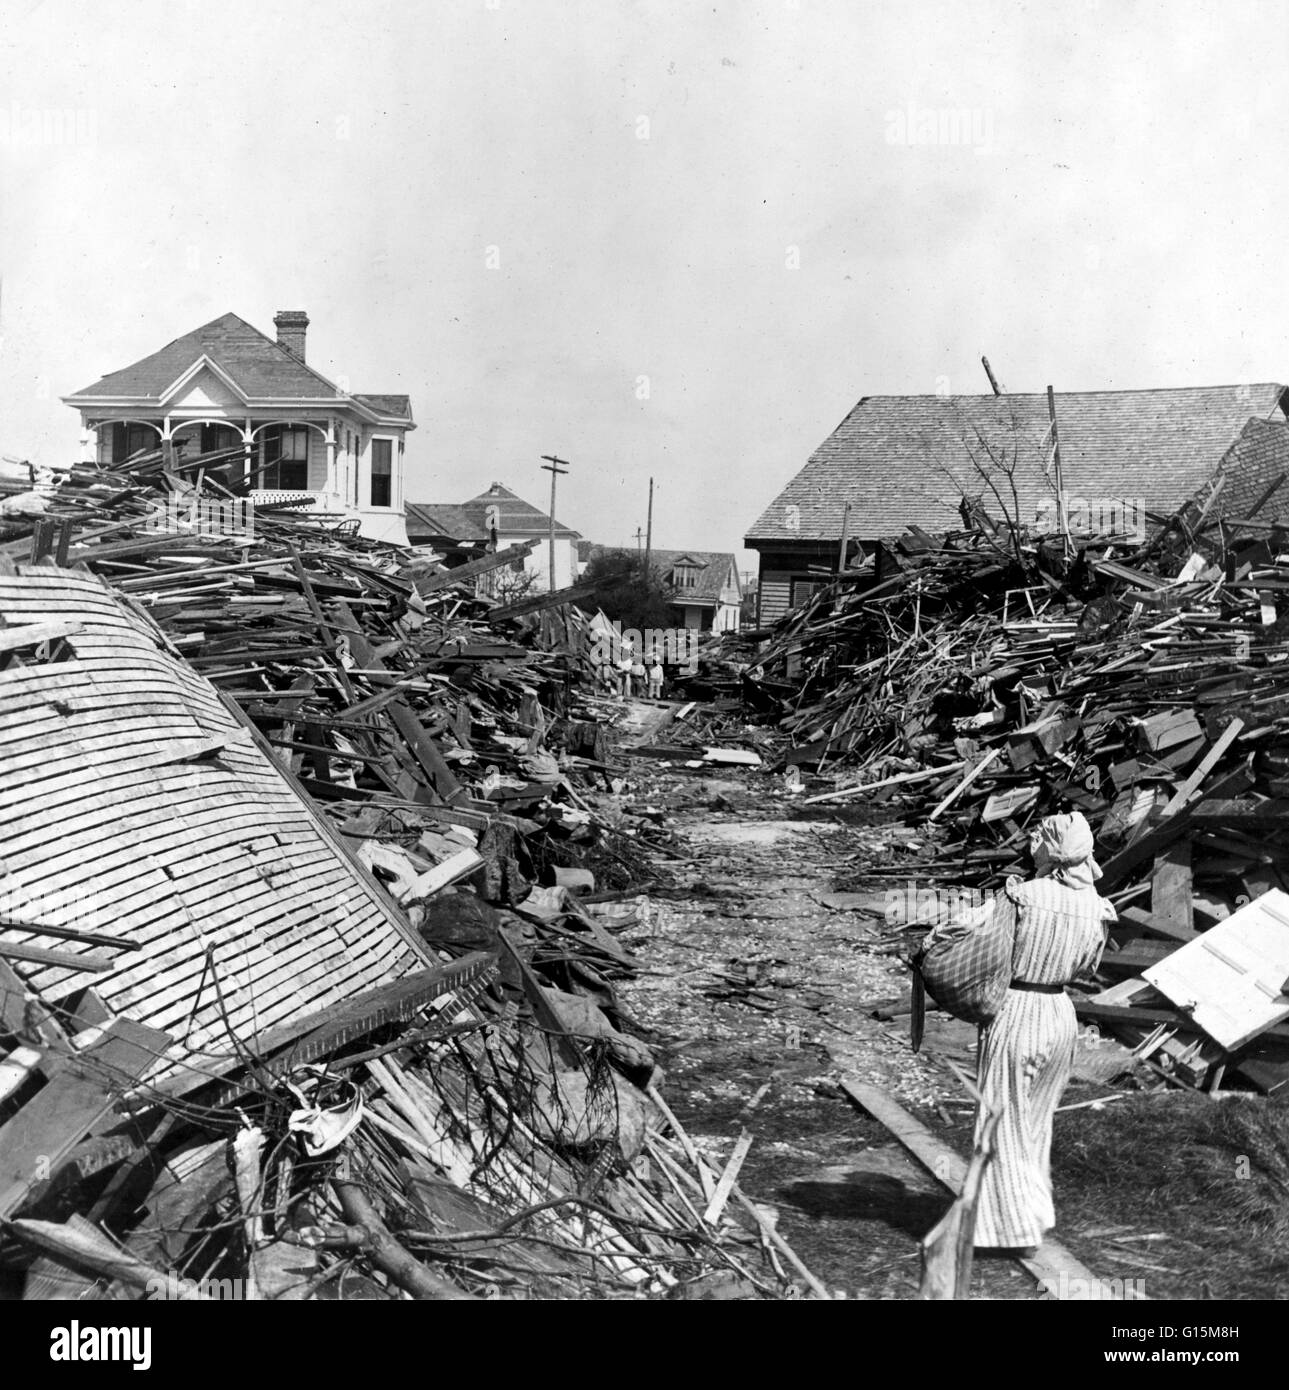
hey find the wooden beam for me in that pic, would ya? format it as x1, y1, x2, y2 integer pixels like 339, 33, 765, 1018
1148, 841, 1195, 940
928, 747, 1003, 822
840, 1077, 1110, 1300
0, 1019, 172, 1218
410, 541, 539, 596
0, 942, 115, 973
1098, 807, 1195, 892
1159, 718, 1245, 817
485, 580, 599, 622
1075, 999, 1289, 1044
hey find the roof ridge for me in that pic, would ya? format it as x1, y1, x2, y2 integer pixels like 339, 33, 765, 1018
843, 382, 1286, 402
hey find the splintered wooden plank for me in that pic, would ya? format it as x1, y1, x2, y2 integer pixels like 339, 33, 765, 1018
1149, 842, 1196, 941
0, 1018, 172, 1218
1076, 999, 1289, 1044
0, 958, 33, 1034
396, 848, 486, 904
1159, 719, 1245, 816
839, 1078, 1109, 1299
0, 942, 114, 973
410, 540, 538, 594
1144, 889, 1289, 1050
1098, 808, 1193, 892
0, 619, 84, 653
0, 918, 139, 954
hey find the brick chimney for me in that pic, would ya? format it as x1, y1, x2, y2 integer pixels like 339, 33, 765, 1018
273, 310, 309, 361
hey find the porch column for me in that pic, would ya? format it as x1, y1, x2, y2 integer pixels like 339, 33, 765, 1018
79, 423, 98, 465
324, 420, 338, 502
241, 420, 255, 488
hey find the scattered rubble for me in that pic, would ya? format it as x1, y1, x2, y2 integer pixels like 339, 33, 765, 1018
5, 444, 1289, 1302
739, 491, 1289, 1099
0, 450, 821, 1301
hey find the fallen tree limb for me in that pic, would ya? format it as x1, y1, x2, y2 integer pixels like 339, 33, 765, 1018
332, 1175, 481, 1301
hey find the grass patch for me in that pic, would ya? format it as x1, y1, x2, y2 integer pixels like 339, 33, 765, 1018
1052, 1092, 1289, 1299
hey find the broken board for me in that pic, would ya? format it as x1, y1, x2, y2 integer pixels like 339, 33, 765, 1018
840, 1077, 1115, 1300
1143, 888, 1289, 1051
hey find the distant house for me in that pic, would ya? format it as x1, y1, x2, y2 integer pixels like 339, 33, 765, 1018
578, 544, 742, 632
63, 310, 415, 544
405, 502, 489, 567
650, 549, 742, 632
457, 482, 581, 593
744, 384, 1289, 626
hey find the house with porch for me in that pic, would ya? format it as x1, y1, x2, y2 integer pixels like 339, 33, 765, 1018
745, 383, 1289, 626
62, 310, 415, 544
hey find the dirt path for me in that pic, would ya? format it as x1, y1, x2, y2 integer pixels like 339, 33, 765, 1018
615, 766, 1045, 1300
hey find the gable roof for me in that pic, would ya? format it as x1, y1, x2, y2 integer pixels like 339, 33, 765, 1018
459, 482, 581, 540
63, 312, 415, 426
405, 501, 488, 542
744, 384, 1289, 545
648, 548, 740, 605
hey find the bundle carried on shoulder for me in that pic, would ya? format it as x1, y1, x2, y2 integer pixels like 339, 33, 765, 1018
912, 882, 1019, 1027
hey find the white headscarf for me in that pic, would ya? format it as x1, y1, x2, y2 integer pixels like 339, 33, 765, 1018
1030, 811, 1102, 891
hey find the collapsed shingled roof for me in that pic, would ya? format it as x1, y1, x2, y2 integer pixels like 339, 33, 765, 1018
745, 384, 1289, 544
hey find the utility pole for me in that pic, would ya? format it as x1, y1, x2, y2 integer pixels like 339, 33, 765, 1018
644, 476, 654, 577
539, 454, 569, 592
633, 526, 644, 555
1046, 386, 1071, 559
982, 355, 1003, 395
837, 501, 852, 573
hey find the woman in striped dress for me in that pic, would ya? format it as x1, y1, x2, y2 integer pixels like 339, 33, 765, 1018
973, 812, 1116, 1253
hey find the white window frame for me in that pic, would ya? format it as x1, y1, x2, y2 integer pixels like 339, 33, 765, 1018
368, 434, 395, 509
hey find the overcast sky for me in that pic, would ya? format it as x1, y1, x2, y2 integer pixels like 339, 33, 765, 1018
0, 0, 1284, 573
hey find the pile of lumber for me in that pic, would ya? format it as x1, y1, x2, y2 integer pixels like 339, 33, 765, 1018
749, 506, 1289, 1094
0, 454, 817, 1299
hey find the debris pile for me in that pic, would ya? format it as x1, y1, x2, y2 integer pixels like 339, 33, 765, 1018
748, 503, 1289, 1095
0, 451, 817, 1300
